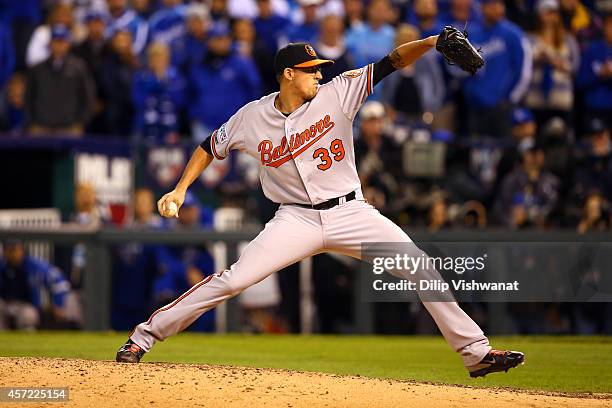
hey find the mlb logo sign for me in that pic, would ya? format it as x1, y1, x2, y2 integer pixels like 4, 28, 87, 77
75, 153, 132, 204
75, 152, 132, 225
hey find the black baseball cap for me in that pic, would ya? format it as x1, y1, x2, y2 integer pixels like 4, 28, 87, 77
274, 43, 334, 75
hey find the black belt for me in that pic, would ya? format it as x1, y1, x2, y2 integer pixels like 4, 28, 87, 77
292, 191, 356, 210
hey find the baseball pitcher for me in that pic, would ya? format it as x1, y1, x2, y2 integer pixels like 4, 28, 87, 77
116, 28, 524, 378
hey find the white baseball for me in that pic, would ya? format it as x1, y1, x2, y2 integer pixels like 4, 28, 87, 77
166, 201, 178, 217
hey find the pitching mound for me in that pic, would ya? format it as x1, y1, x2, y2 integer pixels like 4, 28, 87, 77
0, 357, 610, 407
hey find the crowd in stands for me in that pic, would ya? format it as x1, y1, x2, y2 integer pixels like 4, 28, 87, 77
1, 0, 612, 229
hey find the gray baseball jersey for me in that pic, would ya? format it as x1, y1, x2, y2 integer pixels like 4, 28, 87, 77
209, 64, 374, 205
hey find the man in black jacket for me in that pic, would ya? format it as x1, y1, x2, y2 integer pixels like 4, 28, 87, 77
25, 25, 95, 137
73, 11, 110, 134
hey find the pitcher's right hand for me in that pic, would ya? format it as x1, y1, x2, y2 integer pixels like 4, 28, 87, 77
157, 189, 186, 218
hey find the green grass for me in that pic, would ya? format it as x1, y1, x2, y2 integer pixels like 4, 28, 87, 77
0, 332, 610, 394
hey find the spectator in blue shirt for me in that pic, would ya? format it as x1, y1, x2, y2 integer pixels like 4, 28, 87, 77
132, 42, 186, 143
150, 246, 192, 313
148, 0, 187, 45
171, 4, 209, 76
254, 0, 290, 54
346, 0, 395, 68
577, 13, 612, 129
0, 240, 71, 330
495, 141, 559, 228
189, 22, 262, 142
107, 0, 149, 55
460, 0, 533, 139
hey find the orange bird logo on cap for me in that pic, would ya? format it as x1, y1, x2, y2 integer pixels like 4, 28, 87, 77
305, 45, 317, 57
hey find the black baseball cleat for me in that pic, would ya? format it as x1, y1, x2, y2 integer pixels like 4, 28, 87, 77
468, 349, 524, 378
116, 339, 146, 363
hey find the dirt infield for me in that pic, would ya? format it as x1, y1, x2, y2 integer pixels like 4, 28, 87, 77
0, 357, 610, 407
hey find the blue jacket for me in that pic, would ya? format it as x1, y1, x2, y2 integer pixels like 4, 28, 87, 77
461, 20, 532, 108
112, 243, 159, 308
151, 246, 189, 300
148, 5, 187, 45
132, 67, 186, 141
0, 257, 70, 309
577, 40, 612, 110
108, 9, 149, 55
111, 219, 169, 330
189, 53, 262, 130
152, 245, 216, 332
157, 246, 215, 299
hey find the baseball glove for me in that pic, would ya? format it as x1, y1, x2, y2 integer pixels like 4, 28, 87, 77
436, 26, 484, 75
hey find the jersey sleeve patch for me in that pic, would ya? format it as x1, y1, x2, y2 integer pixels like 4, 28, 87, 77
215, 123, 228, 145
341, 68, 365, 79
